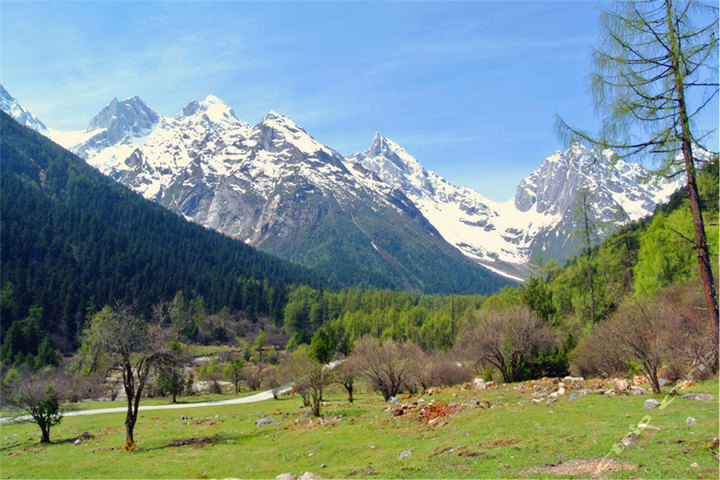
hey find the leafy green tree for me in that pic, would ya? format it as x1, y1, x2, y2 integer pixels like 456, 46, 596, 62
75, 304, 171, 451
155, 338, 188, 403
521, 276, 556, 324
253, 330, 268, 363
309, 327, 336, 364
557, 0, 719, 346
224, 356, 245, 394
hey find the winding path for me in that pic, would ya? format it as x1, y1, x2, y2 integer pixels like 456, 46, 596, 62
1, 387, 290, 423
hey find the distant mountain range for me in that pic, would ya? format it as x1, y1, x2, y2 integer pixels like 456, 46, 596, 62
1, 85, 684, 284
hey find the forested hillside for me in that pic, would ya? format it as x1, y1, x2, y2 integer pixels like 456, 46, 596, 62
0, 111, 322, 360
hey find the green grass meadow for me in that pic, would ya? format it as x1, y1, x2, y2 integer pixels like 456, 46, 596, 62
1, 378, 717, 479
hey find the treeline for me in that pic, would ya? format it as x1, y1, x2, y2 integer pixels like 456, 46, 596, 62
281, 157, 718, 383
0, 111, 320, 361
282, 286, 486, 350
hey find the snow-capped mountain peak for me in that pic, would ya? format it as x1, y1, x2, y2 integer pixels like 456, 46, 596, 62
257, 111, 328, 156
87, 96, 158, 141
179, 95, 241, 128
0, 84, 49, 136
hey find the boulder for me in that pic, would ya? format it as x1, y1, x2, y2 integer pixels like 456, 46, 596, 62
473, 378, 486, 390
686, 416, 697, 425
614, 379, 630, 392
563, 376, 584, 383
255, 417, 279, 426
643, 399, 661, 410
680, 393, 714, 402
298, 473, 320, 480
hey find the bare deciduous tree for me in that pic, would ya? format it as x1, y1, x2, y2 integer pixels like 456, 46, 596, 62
281, 351, 331, 416
351, 336, 419, 401
454, 307, 558, 383
5, 370, 64, 443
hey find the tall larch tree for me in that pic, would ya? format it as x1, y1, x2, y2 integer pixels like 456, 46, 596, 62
557, 0, 718, 357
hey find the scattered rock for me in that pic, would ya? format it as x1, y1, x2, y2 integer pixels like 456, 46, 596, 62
473, 378, 486, 390
690, 462, 700, 468
321, 464, 327, 468
658, 378, 670, 387
545, 397, 557, 405
556, 387, 566, 396
255, 417, 279, 426
630, 387, 644, 395
298, 472, 320, 480
567, 394, 578, 402
638, 423, 660, 431
614, 379, 630, 392
387, 396, 398, 403
73, 438, 84, 446
525, 457, 639, 476
686, 416, 698, 425
79, 432, 91, 439
643, 399, 661, 410
399, 447, 416, 461
680, 393, 714, 402
619, 433, 641, 446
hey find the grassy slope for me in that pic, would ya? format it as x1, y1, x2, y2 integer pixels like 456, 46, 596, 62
1, 378, 717, 479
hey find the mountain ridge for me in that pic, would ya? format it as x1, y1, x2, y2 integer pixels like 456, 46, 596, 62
0, 85, 684, 282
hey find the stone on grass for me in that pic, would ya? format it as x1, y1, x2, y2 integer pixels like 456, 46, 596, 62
680, 393, 714, 402
658, 378, 670, 387
256, 417, 279, 426
619, 433, 640, 446
685, 416, 697, 425
567, 394, 578, 402
298, 472, 320, 480
274, 474, 297, 480
643, 399, 661, 410
399, 446, 416, 461
614, 379, 630, 392
473, 378, 486, 390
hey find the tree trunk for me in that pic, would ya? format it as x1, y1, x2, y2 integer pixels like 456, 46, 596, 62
40, 424, 50, 443
123, 394, 140, 451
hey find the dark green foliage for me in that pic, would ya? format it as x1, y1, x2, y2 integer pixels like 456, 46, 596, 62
521, 276, 556, 323
0, 111, 320, 352
309, 326, 337, 364
284, 286, 485, 349
35, 335, 61, 369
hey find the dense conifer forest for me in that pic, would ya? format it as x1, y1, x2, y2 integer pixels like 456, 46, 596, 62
0, 111, 322, 361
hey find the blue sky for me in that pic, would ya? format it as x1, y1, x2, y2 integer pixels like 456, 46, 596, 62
1, 1, 717, 201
